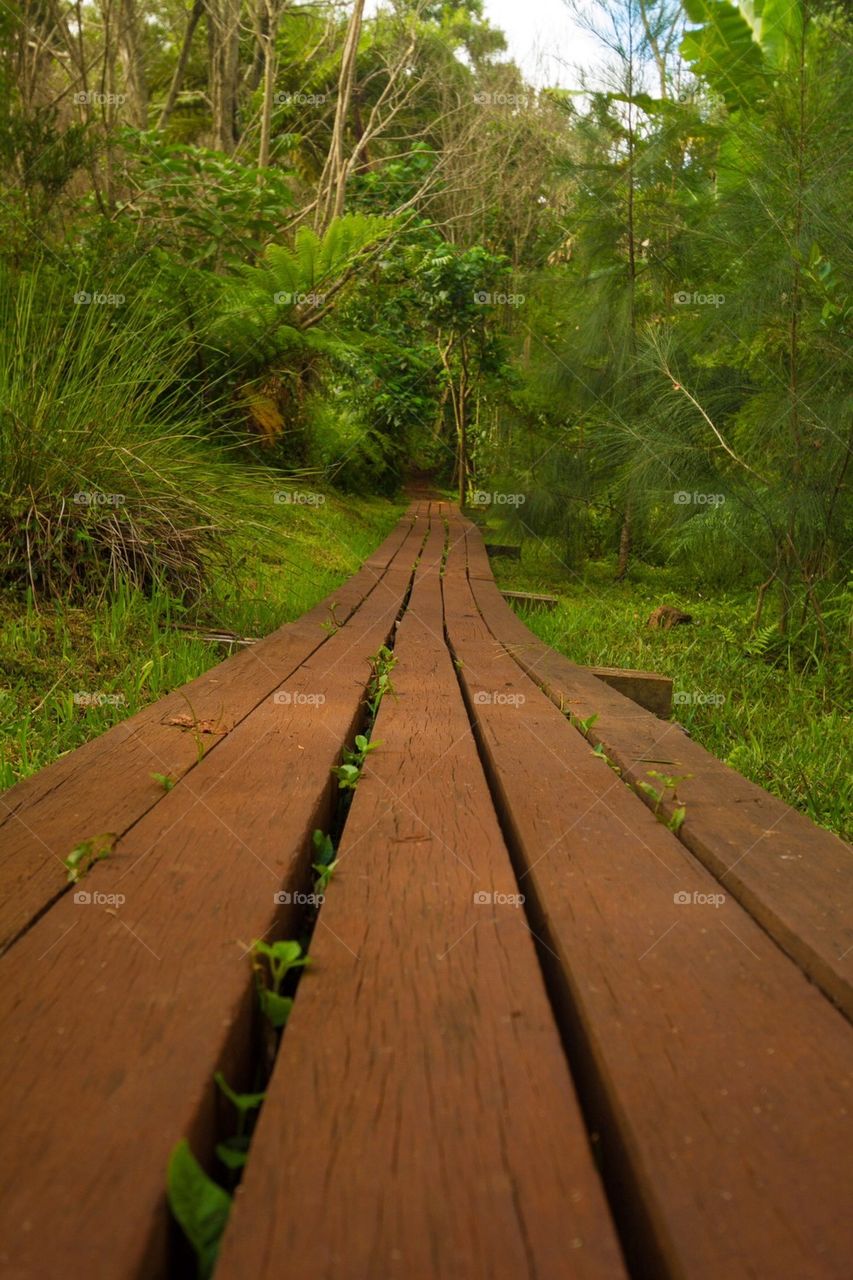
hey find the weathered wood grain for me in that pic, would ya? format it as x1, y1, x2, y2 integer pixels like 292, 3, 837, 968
0, 511, 418, 954
444, 516, 853, 1278
215, 514, 627, 1280
0, 522, 423, 1280
466, 523, 853, 1018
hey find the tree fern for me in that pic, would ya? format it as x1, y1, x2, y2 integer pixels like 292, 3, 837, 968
210, 214, 394, 371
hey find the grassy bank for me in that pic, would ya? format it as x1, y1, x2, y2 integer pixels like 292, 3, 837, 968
491, 538, 851, 841
0, 491, 402, 789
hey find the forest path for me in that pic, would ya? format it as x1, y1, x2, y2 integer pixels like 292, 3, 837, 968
0, 502, 851, 1280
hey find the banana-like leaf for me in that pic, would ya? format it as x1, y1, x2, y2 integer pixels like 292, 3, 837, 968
737, 0, 803, 68
681, 0, 767, 110
681, 0, 803, 110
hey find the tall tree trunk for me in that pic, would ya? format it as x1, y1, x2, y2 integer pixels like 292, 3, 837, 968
117, 0, 148, 127
638, 0, 667, 97
315, 0, 365, 230
158, 0, 204, 129
244, 0, 267, 93
98, 0, 119, 208
207, 0, 241, 153
258, 0, 286, 168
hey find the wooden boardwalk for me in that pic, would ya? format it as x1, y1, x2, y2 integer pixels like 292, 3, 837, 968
0, 501, 851, 1280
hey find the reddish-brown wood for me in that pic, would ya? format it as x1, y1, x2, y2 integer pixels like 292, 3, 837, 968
501, 588, 559, 610
215, 513, 627, 1280
0, 511, 418, 954
0, 521, 423, 1280
585, 665, 673, 718
443, 515, 853, 1278
465, 523, 853, 1019
2, 501, 851, 1280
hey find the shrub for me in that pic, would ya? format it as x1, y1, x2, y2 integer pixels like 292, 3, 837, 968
0, 264, 251, 598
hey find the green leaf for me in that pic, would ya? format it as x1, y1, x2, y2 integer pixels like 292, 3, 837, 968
313, 859, 338, 893
681, 0, 767, 110
215, 1139, 249, 1171
636, 780, 663, 807
64, 832, 116, 883
332, 762, 361, 788
669, 806, 687, 834
167, 1140, 231, 1280
258, 989, 293, 1029
312, 829, 336, 866
213, 1072, 266, 1115
737, 0, 803, 68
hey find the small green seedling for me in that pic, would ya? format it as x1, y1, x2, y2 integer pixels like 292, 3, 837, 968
251, 938, 310, 1029
331, 734, 382, 790
569, 711, 599, 736
635, 770, 692, 832
668, 805, 687, 834
312, 829, 338, 893
331, 761, 361, 789
213, 1072, 266, 1172
64, 832, 116, 883
151, 772, 175, 791
321, 602, 342, 635
167, 1139, 231, 1280
591, 743, 622, 775
170, 692, 224, 763
366, 644, 398, 717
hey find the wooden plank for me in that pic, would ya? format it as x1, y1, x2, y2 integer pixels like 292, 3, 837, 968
484, 542, 521, 559
0, 517, 424, 1280
502, 588, 559, 610
0, 509, 419, 954
215, 515, 627, 1280
442, 517, 853, 1279
464, 523, 853, 1019
586, 666, 673, 718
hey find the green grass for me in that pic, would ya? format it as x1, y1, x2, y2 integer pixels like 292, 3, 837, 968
491, 537, 852, 841
0, 489, 402, 789
0, 263, 256, 598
